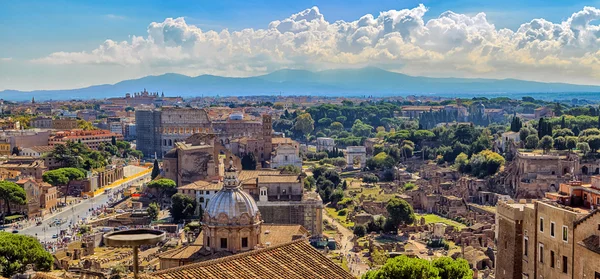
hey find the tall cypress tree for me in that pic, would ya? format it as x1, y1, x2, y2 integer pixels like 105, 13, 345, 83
151, 159, 160, 180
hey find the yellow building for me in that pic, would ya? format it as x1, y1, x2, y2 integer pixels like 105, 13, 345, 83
0, 142, 11, 156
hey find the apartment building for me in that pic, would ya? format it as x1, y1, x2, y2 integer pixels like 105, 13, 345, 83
49, 129, 123, 150
496, 179, 600, 279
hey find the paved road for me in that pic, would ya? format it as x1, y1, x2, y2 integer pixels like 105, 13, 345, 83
6, 166, 151, 242
17, 188, 115, 242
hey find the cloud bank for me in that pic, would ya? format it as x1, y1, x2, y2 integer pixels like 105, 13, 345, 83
32, 4, 600, 84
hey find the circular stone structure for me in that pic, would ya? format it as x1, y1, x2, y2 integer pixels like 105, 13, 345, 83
104, 229, 166, 279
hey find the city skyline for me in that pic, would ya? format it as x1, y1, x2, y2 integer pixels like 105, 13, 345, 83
2, 0, 600, 91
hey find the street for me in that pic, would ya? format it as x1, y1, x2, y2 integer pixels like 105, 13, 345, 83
5, 166, 151, 242
16, 186, 113, 242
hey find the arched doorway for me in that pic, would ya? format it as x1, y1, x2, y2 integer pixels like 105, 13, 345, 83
582, 166, 589, 175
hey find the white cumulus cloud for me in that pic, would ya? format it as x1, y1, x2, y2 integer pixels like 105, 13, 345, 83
31, 4, 600, 84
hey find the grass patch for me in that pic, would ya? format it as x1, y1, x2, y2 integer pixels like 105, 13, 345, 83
329, 252, 350, 271
4, 215, 24, 221
355, 186, 396, 202
416, 214, 467, 230
325, 206, 355, 228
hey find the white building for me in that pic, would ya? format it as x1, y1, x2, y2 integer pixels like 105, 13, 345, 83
499, 131, 520, 151
177, 180, 222, 215
271, 145, 302, 169
19, 146, 54, 158
316, 137, 335, 152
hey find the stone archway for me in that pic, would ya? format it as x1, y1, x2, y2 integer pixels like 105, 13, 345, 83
582, 166, 589, 175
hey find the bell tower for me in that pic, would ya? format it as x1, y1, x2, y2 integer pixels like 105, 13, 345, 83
262, 114, 273, 162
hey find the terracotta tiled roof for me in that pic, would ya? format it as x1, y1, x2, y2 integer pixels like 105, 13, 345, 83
178, 181, 222, 191
261, 224, 309, 246
272, 138, 296, 145
29, 145, 55, 153
238, 170, 280, 182
258, 175, 300, 184
152, 240, 354, 279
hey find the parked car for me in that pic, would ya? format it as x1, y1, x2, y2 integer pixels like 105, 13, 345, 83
52, 234, 58, 239
11, 230, 18, 234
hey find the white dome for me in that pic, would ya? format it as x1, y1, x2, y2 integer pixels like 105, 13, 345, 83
205, 186, 259, 221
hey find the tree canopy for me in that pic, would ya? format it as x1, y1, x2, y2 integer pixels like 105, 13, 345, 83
151, 159, 160, 180
386, 198, 415, 228
147, 178, 177, 203
362, 255, 472, 279
170, 193, 197, 222
0, 232, 53, 277
241, 153, 258, 170
0, 181, 26, 214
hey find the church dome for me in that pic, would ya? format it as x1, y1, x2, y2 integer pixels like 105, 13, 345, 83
205, 187, 259, 222
204, 161, 260, 225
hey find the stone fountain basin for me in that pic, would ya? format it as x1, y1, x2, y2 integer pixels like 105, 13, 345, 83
104, 229, 166, 247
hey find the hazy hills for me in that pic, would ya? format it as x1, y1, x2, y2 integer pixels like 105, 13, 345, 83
3, 67, 600, 101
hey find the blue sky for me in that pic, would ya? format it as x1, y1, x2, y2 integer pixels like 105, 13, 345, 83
2, 0, 600, 90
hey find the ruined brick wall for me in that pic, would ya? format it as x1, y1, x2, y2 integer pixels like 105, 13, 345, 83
495, 202, 525, 279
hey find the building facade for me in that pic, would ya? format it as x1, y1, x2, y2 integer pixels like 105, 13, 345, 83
496, 197, 600, 279
316, 137, 335, 152
52, 118, 78, 130
49, 130, 123, 150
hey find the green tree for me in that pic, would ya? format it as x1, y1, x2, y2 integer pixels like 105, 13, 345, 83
566, 136, 578, 151
293, 113, 315, 139
367, 152, 396, 170
241, 153, 257, 170
352, 119, 374, 137
585, 135, 600, 152
109, 263, 127, 279
553, 136, 567, 150
170, 193, 197, 222
386, 198, 415, 228
0, 181, 26, 214
0, 232, 53, 277
510, 117, 522, 132
454, 152, 469, 173
147, 178, 177, 204
129, 149, 143, 159
353, 224, 367, 237
400, 144, 414, 159
538, 135, 554, 153
151, 159, 160, 180
363, 255, 439, 279
432, 257, 474, 279
11, 146, 19, 156
577, 142, 591, 155
111, 136, 117, 146
77, 119, 96, 131
519, 127, 530, 142
147, 202, 160, 221
42, 168, 86, 204
329, 188, 345, 205
525, 134, 539, 149
330, 121, 344, 131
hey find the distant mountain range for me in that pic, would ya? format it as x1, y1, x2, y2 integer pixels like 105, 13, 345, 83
3, 67, 600, 101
